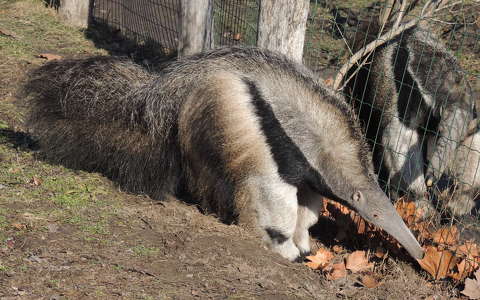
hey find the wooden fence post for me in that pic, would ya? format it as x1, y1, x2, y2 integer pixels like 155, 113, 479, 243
178, 0, 214, 57
257, 0, 310, 63
59, 0, 90, 28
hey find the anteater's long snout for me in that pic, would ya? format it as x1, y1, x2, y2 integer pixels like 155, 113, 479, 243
355, 190, 424, 260
372, 208, 424, 259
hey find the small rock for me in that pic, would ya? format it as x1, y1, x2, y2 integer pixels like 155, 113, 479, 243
6, 238, 15, 249
27, 255, 44, 263
12, 286, 27, 296
46, 223, 59, 233
49, 294, 61, 300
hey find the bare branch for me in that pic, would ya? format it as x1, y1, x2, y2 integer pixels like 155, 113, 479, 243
393, 0, 408, 28
379, 0, 396, 26
332, 0, 449, 91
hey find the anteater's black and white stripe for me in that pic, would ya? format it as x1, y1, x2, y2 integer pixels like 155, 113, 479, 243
345, 23, 477, 216
23, 47, 424, 260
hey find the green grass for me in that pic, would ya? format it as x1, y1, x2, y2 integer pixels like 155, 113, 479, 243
81, 222, 109, 235
0, 214, 7, 231
131, 245, 159, 257
0, 264, 10, 272
0, 0, 105, 60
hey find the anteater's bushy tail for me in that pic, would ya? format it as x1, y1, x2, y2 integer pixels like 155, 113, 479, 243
23, 56, 153, 126
22, 57, 181, 198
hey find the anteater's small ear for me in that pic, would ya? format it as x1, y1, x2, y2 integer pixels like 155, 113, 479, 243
352, 190, 363, 203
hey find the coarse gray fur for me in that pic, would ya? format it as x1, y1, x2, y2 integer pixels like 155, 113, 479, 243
427, 120, 480, 215
23, 47, 424, 260
344, 21, 475, 216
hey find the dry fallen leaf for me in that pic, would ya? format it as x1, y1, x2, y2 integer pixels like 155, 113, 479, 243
395, 199, 416, 222
375, 246, 387, 258
305, 248, 334, 270
462, 269, 480, 299
449, 259, 479, 281
11, 223, 26, 230
326, 262, 347, 280
38, 53, 62, 61
325, 199, 351, 215
315, 196, 479, 284
232, 33, 242, 41
345, 251, 373, 273
417, 246, 457, 280
351, 213, 367, 234
361, 274, 379, 288
456, 241, 480, 259
432, 226, 459, 246
30, 176, 43, 186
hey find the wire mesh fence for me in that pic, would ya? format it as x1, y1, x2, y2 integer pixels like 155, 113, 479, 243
313, 0, 480, 281
91, 0, 180, 51
87, 0, 479, 277
338, 1, 480, 204
90, 0, 260, 53
89, 0, 480, 211
212, 0, 260, 46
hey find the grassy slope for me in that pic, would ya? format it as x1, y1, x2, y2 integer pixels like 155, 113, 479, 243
0, 1, 143, 297
0, 0, 110, 246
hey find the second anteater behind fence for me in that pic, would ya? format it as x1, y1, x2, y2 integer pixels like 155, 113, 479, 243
23, 48, 424, 261
344, 21, 478, 217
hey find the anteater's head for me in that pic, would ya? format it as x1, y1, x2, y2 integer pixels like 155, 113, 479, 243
328, 137, 425, 260
317, 94, 425, 260
324, 137, 424, 259
346, 187, 424, 259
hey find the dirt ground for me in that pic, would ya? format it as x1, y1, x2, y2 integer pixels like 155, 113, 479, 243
0, 0, 478, 299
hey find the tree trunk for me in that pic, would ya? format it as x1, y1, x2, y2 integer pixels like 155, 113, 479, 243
178, 0, 214, 57
257, 0, 309, 63
59, 0, 90, 28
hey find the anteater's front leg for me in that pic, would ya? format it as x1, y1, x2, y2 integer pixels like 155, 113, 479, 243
241, 175, 301, 261
294, 185, 323, 257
